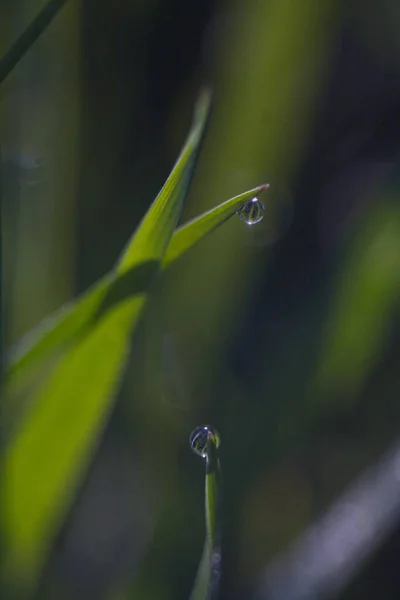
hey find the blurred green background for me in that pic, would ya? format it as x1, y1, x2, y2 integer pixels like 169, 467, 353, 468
3, 0, 400, 599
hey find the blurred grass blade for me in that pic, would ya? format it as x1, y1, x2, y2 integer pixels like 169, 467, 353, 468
0, 147, 3, 382
0, 0, 70, 84
313, 200, 400, 401
4, 183, 268, 413
190, 435, 222, 600
255, 440, 400, 600
1, 91, 211, 594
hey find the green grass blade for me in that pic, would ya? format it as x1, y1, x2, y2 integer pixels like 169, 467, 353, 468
3, 182, 268, 428
116, 89, 212, 272
190, 435, 222, 600
163, 184, 269, 267
4, 89, 212, 385
0, 0, 70, 85
0, 145, 3, 404
5, 275, 112, 384
1, 92, 211, 595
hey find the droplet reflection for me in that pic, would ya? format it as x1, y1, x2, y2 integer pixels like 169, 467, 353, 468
238, 197, 265, 225
190, 425, 220, 458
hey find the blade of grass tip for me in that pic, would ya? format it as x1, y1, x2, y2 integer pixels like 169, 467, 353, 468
164, 183, 269, 267
190, 434, 222, 600
3, 91, 212, 407
6, 177, 264, 379
6, 89, 211, 359
117, 88, 212, 272
1, 91, 211, 594
0, 0, 71, 85
2, 180, 268, 449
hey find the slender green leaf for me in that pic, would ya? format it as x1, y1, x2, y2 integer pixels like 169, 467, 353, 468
1, 91, 211, 594
163, 184, 269, 267
190, 435, 222, 600
0, 0, 71, 85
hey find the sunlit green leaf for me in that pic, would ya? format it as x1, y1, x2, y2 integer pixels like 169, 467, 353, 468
0, 91, 211, 594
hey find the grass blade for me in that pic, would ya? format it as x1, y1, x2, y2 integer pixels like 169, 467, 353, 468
0, 145, 3, 389
0, 0, 71, 85
0, 91, 211, 595
2, 182, 268, 445
116, 89, 211, 272
4, 183, 268, 397
164, 184, 269, 267
313, 202, 400, 400
5, 275, 112, 386
190, 433, 222, 600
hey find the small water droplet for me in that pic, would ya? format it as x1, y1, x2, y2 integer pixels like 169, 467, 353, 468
238, 197, 265, 225
245, 181, 293, 247
190, 425, 220, 458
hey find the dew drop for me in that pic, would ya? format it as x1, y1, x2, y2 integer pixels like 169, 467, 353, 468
238, 197, 265, 225
245, 181, 293, 247
189, 425, 221, 458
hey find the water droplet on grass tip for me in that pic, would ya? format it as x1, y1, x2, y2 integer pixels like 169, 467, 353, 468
190, 425, 220, 458
238, 197, 265, 225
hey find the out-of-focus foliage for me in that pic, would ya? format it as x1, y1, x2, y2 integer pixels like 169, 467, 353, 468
3, 0, 400, 600
314, 198, 400, 400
